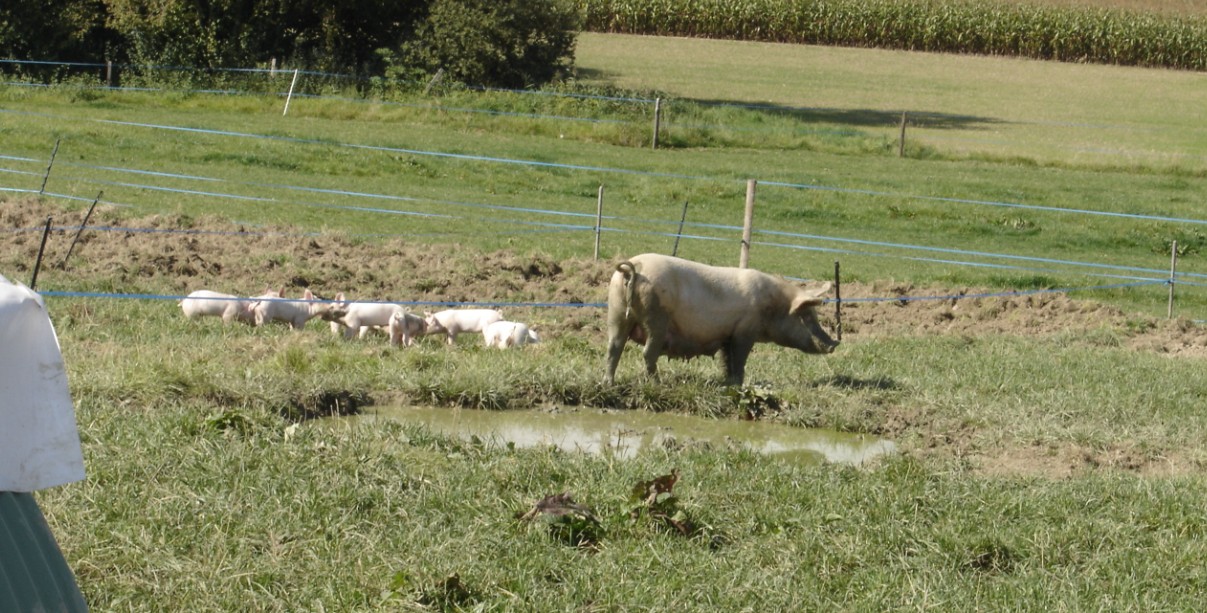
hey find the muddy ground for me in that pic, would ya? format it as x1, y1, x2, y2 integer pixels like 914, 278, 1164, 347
6, 197, 1205, 355
5, 197, 1207, 478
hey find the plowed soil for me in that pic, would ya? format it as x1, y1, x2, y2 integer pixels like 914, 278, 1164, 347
5, 197, 1204, 356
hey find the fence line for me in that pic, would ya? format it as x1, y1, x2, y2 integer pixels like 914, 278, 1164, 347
3, 146, 1201, 285
0, 183, 1166, 286
35, 280, 1167, 312
5, 107, 1207, 231
2, 189, 1187, 288
1, 105, 1201, 313
6, 57, 1203, 152
16, 77, 1195, 166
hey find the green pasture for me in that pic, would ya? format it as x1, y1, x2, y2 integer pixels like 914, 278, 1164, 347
7, 31, 1207, 610
4, 33, 1207, 318
33, 288, 1207, 611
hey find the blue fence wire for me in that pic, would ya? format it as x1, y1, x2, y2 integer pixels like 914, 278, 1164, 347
8, 56, 1206, 167
0, 165, 1197, 289
8, 105, 1207, 232
35, 279, 1169, 312
2, 142, 1197, 287
1, 68, 1201, 315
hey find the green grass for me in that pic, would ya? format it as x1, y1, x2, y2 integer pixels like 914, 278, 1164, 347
18, 215, 1206, 609
3, 73, 1207, 318
34, 297, 1207, 609
10, 32, 1207, 610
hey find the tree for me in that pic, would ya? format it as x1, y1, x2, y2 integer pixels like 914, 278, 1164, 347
2, 0, 580, 88
401, 0, 579, 88
0, 0, 115, 64
102, 0, 425, 73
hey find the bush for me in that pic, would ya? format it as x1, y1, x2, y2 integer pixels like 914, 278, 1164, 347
401, 0, 580, 89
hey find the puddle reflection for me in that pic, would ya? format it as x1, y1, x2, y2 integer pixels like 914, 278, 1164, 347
338, 406, 896, 465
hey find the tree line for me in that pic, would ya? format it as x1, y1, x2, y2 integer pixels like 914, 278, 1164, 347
0, 0, 581, 88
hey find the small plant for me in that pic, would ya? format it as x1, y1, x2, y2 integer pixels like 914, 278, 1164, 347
203, 409, 253, 434
517, 493, 603, 548
999, 216, 1037, 231
418, 573, 479, 609
727, 384, 784, 420
965, 538, 1019, 574
628, 469, 702, 539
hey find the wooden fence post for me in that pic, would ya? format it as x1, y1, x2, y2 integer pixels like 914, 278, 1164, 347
834, 260, 843, 342
652, 97, 662, 149
593, 185, 604, 261
739, 179, 757, 268
40, 139, 60, 194
898, 111, 907, 157
424, 68, 445, 95
30, 217, 52, 290
59, 191, 101, 270
672, 200, 689, 257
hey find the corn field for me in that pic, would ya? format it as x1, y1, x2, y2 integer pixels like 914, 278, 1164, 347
577, 0, 1207, 70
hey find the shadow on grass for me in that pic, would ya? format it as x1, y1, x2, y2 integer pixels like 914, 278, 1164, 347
689, 98, 1005, 131
813, 374, 900, 391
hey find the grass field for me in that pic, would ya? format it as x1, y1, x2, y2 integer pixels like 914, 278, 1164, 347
4, 37, 1207, 318
6, 30, 1207, 610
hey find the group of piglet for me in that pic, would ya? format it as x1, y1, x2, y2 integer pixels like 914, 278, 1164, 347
179, 288, 540, 349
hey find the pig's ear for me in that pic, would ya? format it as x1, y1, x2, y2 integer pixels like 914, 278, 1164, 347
304, 289, 314, 299
790, 283, 830, 314
336, 292, 345, 301
807, 281, 832, 298
790, 295, 824, 314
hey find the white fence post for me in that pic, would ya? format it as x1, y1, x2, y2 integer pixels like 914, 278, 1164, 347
283, 69, 300, 116
594, 185, 604, 260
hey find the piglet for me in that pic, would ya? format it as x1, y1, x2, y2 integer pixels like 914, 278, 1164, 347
423, 308, 504, 345
252, 288, 334, 330
388, 310, 428, 347
329, 293, 404, 340
482, 320, 540, 349
180, 288, 278, 325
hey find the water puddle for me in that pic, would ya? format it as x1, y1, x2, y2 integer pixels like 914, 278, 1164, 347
339, 406, 896, 465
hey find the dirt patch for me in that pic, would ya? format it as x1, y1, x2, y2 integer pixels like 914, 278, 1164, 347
0, 197, 609, 335
972, 444, 1201, 479
6, 196, 1206, 479
837, 281, 1207, 358
5, 196, 1201, 354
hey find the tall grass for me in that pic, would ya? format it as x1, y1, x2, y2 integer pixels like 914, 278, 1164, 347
579, 0, 1207, 70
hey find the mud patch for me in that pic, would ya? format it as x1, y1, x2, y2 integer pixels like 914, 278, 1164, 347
972, 444, 1201, 479
6, 196, 1203, 357
835, 281, 1207, 358
6, 196, 1206, 478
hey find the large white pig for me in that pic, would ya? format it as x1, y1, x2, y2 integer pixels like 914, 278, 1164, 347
329, 293, 404, 340
423, 308, 504, 345
605, 253, 837, 385
252, 289, 337, 330
179, 288, 278, 325
482, 320, 540, 348
388, 310, 428, 347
